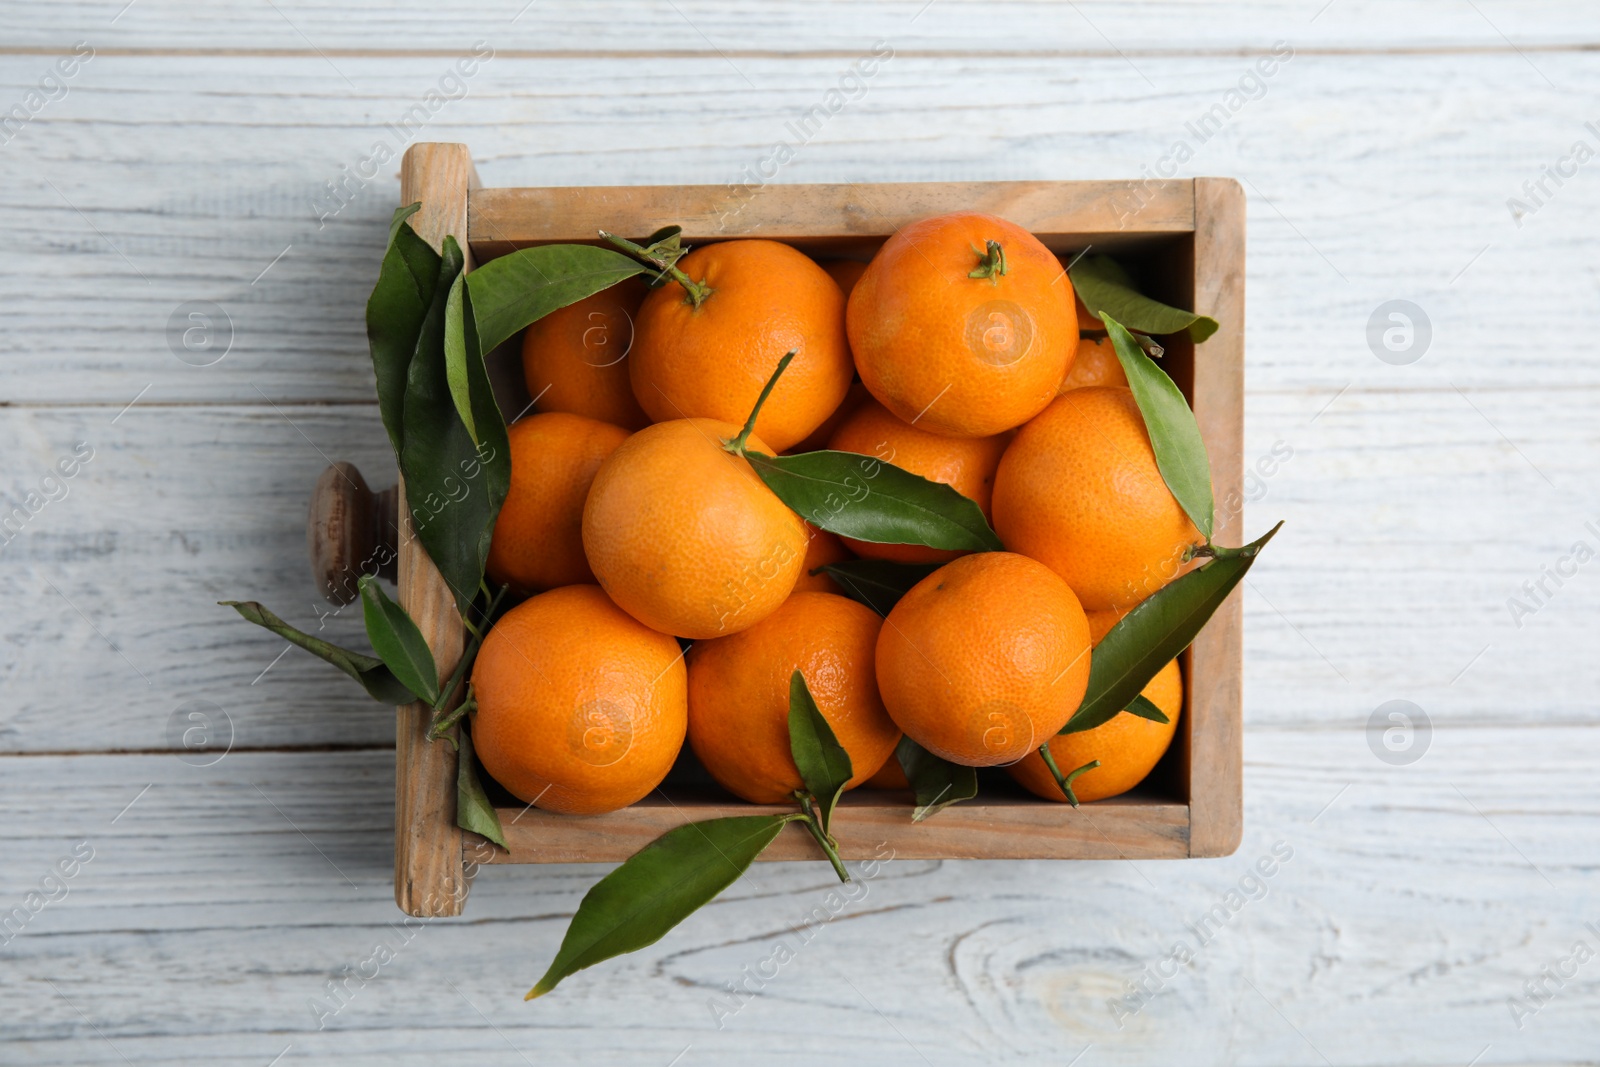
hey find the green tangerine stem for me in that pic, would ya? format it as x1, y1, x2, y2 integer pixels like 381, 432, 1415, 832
968, 239, 1008, 283
795, 792, 850, 883
723, 350, 797, 455
1037, 744, 1100, 808
599, 229, 713, 309
1134, 333, 1165, 359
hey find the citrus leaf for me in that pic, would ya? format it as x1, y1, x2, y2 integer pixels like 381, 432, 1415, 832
443, 270, 478, 447
366, 203, 439, 458
527, 814, 789, 999
219, 600, 418, 705
820, 559, 942, 617
1069, 254, 1219, 342
457, 725, 508, 850
1124, 694, 1170, 725
1104, 314, 1215, 541
746, 450, 1003, 552
895, 736, 977, 823
400, 235, 511, 613
466, 244, 646, 354
1061, 522, 1281, 735
787, 671, 853, 833
358, 575, 439, 705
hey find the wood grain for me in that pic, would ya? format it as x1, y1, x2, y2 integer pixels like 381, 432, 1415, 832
3, 729, 1597, 1063
1186, 177, 1246, 858
5, 1, 1599, 52
470, 179, 1192, 259
487, 791, 1190, 864
392, 143, 476, 918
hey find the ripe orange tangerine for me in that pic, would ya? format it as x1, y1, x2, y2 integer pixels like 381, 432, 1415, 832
471, 585, 687, 815
847, 212, 1077, 437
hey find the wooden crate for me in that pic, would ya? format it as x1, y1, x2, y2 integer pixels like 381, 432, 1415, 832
388, 142, 1245, 917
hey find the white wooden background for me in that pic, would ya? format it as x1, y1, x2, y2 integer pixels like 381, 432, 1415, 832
3, 2, 1598, 1063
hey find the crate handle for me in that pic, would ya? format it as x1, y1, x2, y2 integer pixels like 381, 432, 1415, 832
306, 461, 398, 605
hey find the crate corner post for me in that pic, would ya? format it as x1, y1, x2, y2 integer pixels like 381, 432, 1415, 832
1185, 176, 1246, 858
394, 142, 482, 917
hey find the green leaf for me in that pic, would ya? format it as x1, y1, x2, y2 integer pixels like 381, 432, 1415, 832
1061, 522, 1281, 735
358, 575, 439, 705
457, 725, 508, 849
746, 450, 1003, 552
466, 244, 646, 354
528, 814, 789, 999
399, 235, 512, 612
1124, 694, 1170, 725
787, 671, 854, 833
443, 270, 478, 447
895, 736, 978, 823
1069, 254, 1219, 342
366, 204, 440, 458
820, 559, 942, 617
219, 600, 418, 705
1104, 314, 1215, 541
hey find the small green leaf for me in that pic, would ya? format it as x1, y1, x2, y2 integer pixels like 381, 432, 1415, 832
1061, 522, 1281, 735
1104, 313, 1215, 541
366, 204, 440, 458
895, 736, 977, 822
787, 671, 854, 833
466, 245, 646, 354
457, 725, 508, 849
528, 814, 789, 999
1123, 694, 1170, 725
747, 450, 1003, 552
358, 575, 439, 705
443, 270, 478, 447
219, 600, 418, 705
820, 560, 942, 617
1070, 254, 1219, 342
400, 235, 512, 612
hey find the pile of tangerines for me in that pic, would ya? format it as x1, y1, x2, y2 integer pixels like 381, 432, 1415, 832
469, 211, 1197, 818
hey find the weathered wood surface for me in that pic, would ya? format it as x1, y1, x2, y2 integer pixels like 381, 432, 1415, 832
3, 730, 1596, 1064
3, 3, 1599, 1062
4, 1, 1599, 51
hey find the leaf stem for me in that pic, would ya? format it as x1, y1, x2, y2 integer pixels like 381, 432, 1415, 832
1037, 744, 1100, 808
968, 239, 1007, 283
599, 230, 713, 309
429, 689, 476, 748
795, 792, 850, 883
723, 350, 796, 455
432, 583, 508, 720
1134, 334, 1165, 359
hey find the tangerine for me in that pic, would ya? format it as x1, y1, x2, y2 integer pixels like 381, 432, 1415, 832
471, 585, 687, 815
847, 212, 1077, 437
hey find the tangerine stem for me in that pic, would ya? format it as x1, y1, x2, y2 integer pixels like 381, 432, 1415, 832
723, 350, 796, 455
1037, 744, 1099, 808
968, 239, 1008, 283
599, 230, 714, 309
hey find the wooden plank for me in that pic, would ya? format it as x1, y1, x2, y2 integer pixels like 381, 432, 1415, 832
3, 730, 1598, 1062
1186, 177, 1246, 857
469, 180, 1192, 259
4, 1, 1599, 52
392, 143, 475, 918
485, 792, 1189, 864
3, 53, 1600, 404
